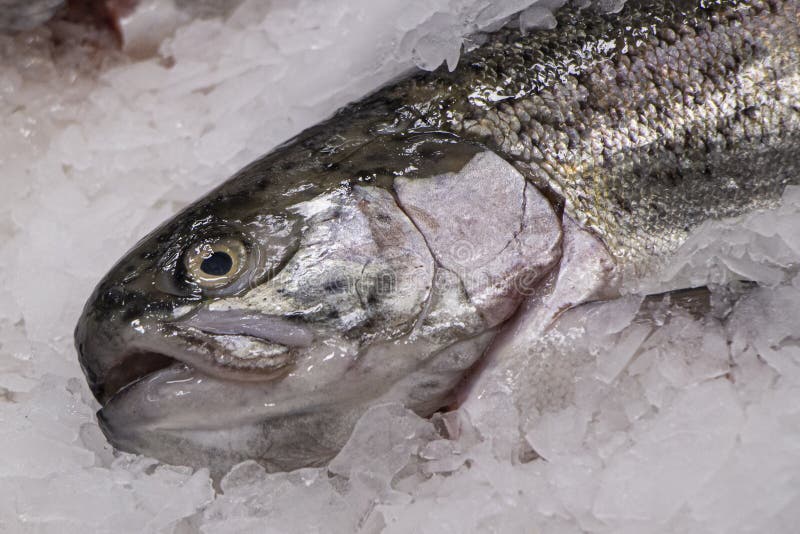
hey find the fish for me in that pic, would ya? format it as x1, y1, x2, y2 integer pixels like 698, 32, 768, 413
75, 0, 800, 476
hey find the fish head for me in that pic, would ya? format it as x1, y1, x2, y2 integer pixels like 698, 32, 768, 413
75, 128, 563, 474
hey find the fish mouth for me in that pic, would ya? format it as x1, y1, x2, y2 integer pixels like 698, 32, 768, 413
89, 309, 313, 405
98, 350, 179, 404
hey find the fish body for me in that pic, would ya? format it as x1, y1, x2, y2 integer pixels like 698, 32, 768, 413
76, 0, 800, 474
389, 0, 800, 270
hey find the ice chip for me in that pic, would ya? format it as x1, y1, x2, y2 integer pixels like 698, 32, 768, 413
328, 403, 437, 485
594, 323, 651, 384
525, 406, 588, 461
520, 6, 558, 31
593, 380, 743, 525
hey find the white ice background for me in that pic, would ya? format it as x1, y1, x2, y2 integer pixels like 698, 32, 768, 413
1, 0, 799, 532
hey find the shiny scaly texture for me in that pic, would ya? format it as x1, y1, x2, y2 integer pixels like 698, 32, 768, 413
383, 0, 800, 272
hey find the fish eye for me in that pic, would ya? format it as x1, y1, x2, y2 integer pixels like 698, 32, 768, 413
184, 238, 247, 289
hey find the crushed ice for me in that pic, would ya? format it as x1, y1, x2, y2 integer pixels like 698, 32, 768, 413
1, 0, 799, 532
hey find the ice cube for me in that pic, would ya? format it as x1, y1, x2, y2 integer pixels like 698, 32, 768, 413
593, 380, 743, 525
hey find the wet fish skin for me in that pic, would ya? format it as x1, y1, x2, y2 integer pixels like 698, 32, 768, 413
75, 0, 800, 474
396, 0, 800, 271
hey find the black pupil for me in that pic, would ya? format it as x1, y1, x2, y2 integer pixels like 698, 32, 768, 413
201, 251, 233, 276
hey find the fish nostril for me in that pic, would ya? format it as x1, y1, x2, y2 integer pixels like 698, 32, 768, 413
94, 285, 155, 319
101, 285, 127, 308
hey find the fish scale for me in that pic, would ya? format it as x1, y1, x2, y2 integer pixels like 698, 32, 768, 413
381, 0, 800, 273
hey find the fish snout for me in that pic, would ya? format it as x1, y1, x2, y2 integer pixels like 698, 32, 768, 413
73, 222, 202, 400
76, 280, 313, 406
74, 282, 181, 404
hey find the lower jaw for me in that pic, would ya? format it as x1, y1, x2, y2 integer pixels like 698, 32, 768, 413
97, 408, 270, 478
97, 391, 357, 480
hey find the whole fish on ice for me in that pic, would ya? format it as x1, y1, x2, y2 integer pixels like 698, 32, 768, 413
75, 0, 800, 474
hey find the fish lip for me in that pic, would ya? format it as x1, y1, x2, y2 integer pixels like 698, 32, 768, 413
98, 335, 296, 405
174, 308, 314, 348
94, 313, 306, 405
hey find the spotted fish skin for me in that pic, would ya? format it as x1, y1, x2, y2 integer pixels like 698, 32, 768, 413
377, 0, 800, 272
